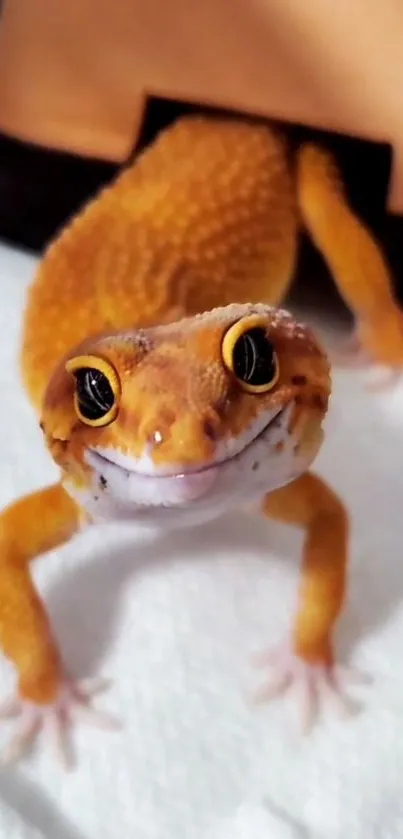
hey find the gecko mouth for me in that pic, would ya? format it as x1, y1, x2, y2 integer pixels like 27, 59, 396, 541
79, 402, 297, 510
86, 402, 291, 481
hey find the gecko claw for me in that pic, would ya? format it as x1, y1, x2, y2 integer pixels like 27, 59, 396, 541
0, 677, 121, 768
251, 645, 369, 732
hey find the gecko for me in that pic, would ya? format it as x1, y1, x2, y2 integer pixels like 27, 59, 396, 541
0, 112, 372, 766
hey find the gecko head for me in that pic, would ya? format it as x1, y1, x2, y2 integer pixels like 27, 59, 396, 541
40, 303, 331, 527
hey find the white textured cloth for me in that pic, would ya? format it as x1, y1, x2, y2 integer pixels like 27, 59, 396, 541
0, 241, 403, 839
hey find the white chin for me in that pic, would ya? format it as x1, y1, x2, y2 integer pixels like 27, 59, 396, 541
86, 449, 220, 507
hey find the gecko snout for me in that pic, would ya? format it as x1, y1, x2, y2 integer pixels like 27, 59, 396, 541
144, 409, 220, 469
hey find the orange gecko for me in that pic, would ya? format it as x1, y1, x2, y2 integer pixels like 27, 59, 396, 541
0, 113, 382, 766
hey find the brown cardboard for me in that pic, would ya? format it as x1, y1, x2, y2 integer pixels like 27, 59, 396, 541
1, 0, 403, 211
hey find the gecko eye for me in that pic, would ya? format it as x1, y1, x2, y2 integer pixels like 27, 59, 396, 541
221, 314, 279, 393
65, 354, 121, 427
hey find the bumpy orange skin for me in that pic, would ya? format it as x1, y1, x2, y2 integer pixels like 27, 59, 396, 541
0, 113, 377, 714
21, 115, 298, 410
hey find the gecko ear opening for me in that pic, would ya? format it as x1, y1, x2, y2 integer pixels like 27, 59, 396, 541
65, 354, 121, 427
221, 314, 279, 394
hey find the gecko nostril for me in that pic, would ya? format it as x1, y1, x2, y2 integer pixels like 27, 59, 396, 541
291, 375, 307, 386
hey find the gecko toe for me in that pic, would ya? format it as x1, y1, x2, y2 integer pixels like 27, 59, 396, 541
0, 674, 121, 768
0, 708, 41, 765
0, 695, 21, 719
251, 643, 369, 730
71, 703, 122, 730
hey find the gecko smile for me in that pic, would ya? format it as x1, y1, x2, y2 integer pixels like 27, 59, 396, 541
75, 401, 300, 524
85, 402, 289, 481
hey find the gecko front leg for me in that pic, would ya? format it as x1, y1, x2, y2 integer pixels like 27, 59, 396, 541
253, 472, 367, 730
0, 483, 118, 767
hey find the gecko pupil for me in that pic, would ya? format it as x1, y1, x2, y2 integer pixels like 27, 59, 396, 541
233, 327, 276, 386
75, 367, 115, 420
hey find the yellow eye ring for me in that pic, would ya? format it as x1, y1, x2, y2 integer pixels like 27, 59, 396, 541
221, 314, 279, 394
65, 354, 121, 427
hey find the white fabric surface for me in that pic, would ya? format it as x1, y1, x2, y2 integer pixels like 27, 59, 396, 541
0, 241, 403, 839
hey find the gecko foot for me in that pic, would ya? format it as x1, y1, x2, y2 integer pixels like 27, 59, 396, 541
0, 676, 121, 768
251, 644, 370, 732
330, 332, 402, 390
329, 331, 372, 369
